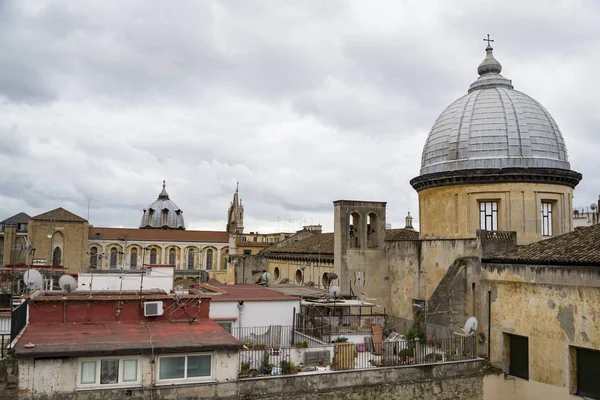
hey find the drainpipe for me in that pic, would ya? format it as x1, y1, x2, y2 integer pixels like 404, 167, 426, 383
487, 285, 491, 359
237, 301, 244, 328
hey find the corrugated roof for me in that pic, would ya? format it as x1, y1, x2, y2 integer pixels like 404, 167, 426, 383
206, 283, 300, 302
14, 319, 242, 357
31, 207, 87, 222
0, 212, 30, 225
89, 227, 229, 243
385, 228, 420, 241
484, 224, 600, 265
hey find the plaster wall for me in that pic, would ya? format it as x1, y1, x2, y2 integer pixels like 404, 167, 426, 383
266, 259, 334, 289
484, 264, 600, 395
78, 267, 174, 292
17, 358, 485, 399
210, 300, 299, 329
418, 182, 573, 245
483, 372, 588, 400
18, 350, 239, 397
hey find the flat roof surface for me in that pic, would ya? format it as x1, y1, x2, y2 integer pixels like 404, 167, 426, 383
205, 283, 300, 302
14, 318, 242, 358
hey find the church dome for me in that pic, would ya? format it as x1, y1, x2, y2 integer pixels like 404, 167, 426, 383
140, 181, 185, 230
419, 44, 572, 176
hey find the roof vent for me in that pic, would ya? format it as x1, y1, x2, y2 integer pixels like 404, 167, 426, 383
144, 301, 164, 317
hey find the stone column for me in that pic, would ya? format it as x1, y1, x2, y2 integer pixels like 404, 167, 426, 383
217, 247, 222, 271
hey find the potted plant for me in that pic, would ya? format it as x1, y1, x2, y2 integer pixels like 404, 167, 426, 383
289, 361, 299, 374
294, 341, 308, 348
335, 336, 348, 343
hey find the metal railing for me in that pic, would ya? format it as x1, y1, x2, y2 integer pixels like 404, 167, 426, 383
295, 314, 386, 343
238, 335, 477, 378
0, 334, 9, 359
232, 326, 294, 349
10, 299, 28, 342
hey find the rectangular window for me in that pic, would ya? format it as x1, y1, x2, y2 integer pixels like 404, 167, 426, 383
508, 334, 529, 380
78, 357, 141, 388
479, 201, 498, 231
541, 202, 553, 236
158, 353, 213, 383
576, 347, 600, 398
243, 250, 252, 255
216, 322, 232, 333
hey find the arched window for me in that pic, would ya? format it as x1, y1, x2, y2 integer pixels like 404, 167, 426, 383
162, 209, 169, 226
130, 249, 137, 269
89, 247, 98, 267
169, 249, 176, 265
274, 267, 280, 281
150, 249, 157, 265
52, 247, 62, 266
367, 213, 378, 248
110, 249, 117, 269
206, 249, 213, 270
187, 251, 194, 270
295, 269, 303, 284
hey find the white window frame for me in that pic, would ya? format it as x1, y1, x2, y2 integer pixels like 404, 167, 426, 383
541, 202, 553, 236
156, 352, 215, 385
76, 356, 142, 390
216, 321, 233, 333
479, 201, 498, 231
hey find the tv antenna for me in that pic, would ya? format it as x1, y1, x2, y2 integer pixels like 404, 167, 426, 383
59, 275, 78, 293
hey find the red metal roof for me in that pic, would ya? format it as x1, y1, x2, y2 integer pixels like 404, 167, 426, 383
14, 319, 242, 358
206, 283, 300, 302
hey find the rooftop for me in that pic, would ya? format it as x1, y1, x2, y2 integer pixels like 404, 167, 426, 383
203, 282, 300, 302
385, 228, 420, 241
0, 212, 30, 225
89, 227, 229, 243
484, 224, 600, 266
269, 232, 334, 255
14, 319, 241, 358
31, 207, 87, 223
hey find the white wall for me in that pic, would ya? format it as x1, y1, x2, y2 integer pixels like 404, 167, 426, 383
18, 350, 238, 396
78, 266, 174, 293
210, 300, 300, 329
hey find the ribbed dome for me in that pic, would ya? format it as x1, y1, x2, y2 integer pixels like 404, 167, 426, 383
419, 45, 571, 176
140, 181, 185, 230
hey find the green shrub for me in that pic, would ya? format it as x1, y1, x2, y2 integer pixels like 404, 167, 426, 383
399, 348, 414, 357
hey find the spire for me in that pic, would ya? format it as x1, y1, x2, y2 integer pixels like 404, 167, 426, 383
236, 181, 239, 193
477, 35, 502, 76
468, 35, 513, 93
158, 180, 169, 199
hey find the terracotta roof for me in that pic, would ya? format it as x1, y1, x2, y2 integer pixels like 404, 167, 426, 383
31, 207, 87, 222
89, 227, 229, 243
14, 319, 241, 357
205, 283, 300, 302
0, 212, 30, 225
236, 241, 273, 247
269, 233, 334, 254
484, 224, 600, 265
385, 228, 420, 241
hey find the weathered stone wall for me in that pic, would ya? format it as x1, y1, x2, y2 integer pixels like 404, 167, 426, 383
483, 263, 600, 395
231, 254, 268, 284
14, 359, 485, 400
28, 220, 89, 272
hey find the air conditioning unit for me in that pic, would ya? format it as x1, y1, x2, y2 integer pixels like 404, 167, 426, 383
144, 301, 164, 317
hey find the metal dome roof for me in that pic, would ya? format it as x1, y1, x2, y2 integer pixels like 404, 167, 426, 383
419, 44, 571, 176
140, 181, 185, 230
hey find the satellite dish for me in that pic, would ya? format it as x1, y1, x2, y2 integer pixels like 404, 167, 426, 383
329, 285, 340, 298
463, 317, 478, 336
47, 233, 52, 239
59, 275, 78, 293
326, 272, 338, 280
299, 264, 308, 271
23, 269, 43, 290
262, 272, 271, 283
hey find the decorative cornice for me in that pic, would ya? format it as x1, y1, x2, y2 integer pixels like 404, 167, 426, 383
410, 167, 582, 192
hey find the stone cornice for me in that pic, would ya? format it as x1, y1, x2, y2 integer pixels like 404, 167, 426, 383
410, 168, 582, 192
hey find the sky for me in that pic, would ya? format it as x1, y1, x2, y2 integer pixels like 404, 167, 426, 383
1, 1, 599, 233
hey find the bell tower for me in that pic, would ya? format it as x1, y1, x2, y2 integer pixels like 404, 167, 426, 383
226, 182, 244, 234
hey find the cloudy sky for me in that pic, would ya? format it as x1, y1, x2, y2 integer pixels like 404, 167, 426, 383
1, 1, 599, 233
